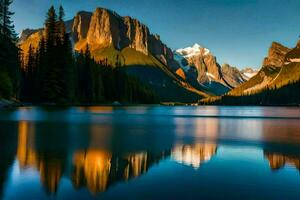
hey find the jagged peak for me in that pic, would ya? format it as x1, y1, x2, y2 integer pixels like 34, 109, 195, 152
263, 41, 291, 67
270, 41, 290, 50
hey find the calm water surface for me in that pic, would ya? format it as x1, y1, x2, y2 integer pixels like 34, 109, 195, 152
0, 106, 300, 200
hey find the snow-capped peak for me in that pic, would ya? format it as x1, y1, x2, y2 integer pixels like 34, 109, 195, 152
192, 43, 201, 49
175, 43, 210, 58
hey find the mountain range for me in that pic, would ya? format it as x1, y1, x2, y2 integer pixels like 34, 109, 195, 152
19, 7, 254, 102
174, 44, 256, 95
21, 7, 298, 105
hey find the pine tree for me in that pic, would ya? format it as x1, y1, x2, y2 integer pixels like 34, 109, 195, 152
0, 0, 17, 40
57, 6, 74, 102
45, 6, 57, 45
0, 0, 19, 99
41, 6, 61, 102
57, 5, 66, 41
0, 0, 3, 35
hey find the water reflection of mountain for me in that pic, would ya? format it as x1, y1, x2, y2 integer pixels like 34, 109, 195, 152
17, 121, 68, 193
72, 150, 169, 193
264, 151, 300, 171
171, 144, 217, 169
16, 121, 218, 195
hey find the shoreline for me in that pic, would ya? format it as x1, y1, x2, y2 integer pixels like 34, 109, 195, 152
0, 99, 299, 109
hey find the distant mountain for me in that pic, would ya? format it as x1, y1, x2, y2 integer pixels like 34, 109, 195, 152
174, 44, 247, 95
202, 40, 300, 105
19, 8, 210, 102
240, 68, 259, 80
221, 64, 247, 88
228, 42, 291, 96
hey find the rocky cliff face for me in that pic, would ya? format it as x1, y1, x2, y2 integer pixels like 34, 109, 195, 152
20, 8, 179, 70
263, 42, 291, 67
174, 44, 247, 94
71, 11, 92, 42
175, 44, 223, 83
228, 41, 295, 96
19, 8, 208, 102
221, 64, 246, 88
285, 40, 300, 64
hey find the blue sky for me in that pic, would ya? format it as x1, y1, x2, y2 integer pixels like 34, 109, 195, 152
12, 0, 300, 68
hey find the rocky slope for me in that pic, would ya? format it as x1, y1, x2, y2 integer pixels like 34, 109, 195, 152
228, 42, 293, 96
263, 42, 291, 67
19, 8, 210, 102
20, 8, 179, 70
221, 64, 246, 88
174, 44, 248, 95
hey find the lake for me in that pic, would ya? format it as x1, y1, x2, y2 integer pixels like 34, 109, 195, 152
0, 106, 300, 200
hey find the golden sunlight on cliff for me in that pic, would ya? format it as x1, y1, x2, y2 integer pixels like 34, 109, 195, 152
175, 68, 186, 80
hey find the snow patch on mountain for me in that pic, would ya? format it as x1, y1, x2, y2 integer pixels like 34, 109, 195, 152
176, 43, 210, 58
241, 68, 259, 80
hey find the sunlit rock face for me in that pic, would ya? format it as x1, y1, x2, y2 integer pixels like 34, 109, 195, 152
19, 7, 180, 70
171, 143, 217, 169
264, 152, 300, 171
175, 44, 222, 83
174, 44, 250, 95
71, 11, 92, 42
263, 42, 291, 67
284, 40, 300, 64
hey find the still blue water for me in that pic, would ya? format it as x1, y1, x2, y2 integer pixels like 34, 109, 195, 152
0, 106, 300, 200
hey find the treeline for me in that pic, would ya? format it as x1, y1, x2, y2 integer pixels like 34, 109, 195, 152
202, 80, 300, 105
18, 6, 158, 104
0, 0, 20, 99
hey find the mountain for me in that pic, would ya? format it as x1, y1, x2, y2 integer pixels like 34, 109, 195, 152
263, 42, 291, 67
228, 42, 291, 96
174, 44, 247, 95
202, 40, 300, 105
285, 41, 300, 64
240, 68, 259, 80
221, 64, 247, 88
19, 8, 210, 102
